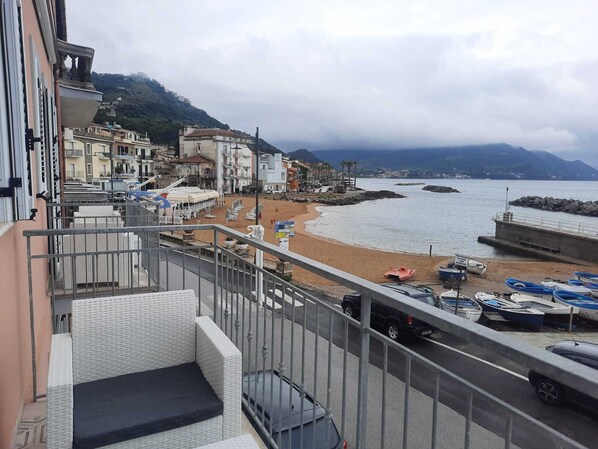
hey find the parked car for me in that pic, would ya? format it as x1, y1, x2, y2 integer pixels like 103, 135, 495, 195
243, 370, 345, 449
528, 340, 598, 410
341, 283, 436, 342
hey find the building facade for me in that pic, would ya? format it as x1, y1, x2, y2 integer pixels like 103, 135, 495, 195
0, 1, 100, 447
255, 152, 287, 193
63, 123, 155, 189
179, 127, 253, 194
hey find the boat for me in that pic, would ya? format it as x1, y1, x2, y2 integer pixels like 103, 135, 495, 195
474, 292, 544, 330
507, 293, 579, 328
466, 259, 488, 276
541, 280, 592, 296
439, 291, 482, 322
553, 290, 598, 323
504, 278, 553, 299
568, 279, 598, 298
574, 271, 598, 284
438, 266, 467, 282
448, 258, 487, 276
384, 266, 416, 282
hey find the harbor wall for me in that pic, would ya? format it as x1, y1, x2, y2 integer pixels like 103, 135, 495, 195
494, 220, 598, 264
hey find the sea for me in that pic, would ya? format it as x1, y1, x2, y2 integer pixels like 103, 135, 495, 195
304, 178, 598, 258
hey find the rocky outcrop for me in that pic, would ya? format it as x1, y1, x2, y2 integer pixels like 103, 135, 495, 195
292, 190, 405, 206
422, 185, 460, 193
509, 196, 598, 217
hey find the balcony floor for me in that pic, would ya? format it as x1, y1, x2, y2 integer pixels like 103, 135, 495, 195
13, 400, 266, 449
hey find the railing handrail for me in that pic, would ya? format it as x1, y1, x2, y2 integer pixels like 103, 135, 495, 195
495, 212, 598, 237
23, 222, 598, 402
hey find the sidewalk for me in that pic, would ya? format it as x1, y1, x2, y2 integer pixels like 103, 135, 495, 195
504, 329, 598, 349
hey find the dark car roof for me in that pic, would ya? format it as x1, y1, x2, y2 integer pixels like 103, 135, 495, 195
550, 341, 598, 359
380, 283, 433, 298
243, 371, 325, 432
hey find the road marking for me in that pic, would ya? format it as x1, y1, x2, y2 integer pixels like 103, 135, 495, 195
250, 291, 282, 310
423, 337, 529, 381
268, 288, 304, 307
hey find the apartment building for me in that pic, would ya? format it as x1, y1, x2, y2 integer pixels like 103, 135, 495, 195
0, 1, 101, 447
64, 124, 155, 188
179, 127, 253, 194
255, 152, 287, 193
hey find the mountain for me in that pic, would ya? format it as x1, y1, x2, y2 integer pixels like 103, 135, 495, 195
92, 72, 281, 153
286, 149, 322, 163
312, 144, 598, 180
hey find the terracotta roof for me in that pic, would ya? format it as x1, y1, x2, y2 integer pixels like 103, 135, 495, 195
176, 155, 214, 164
184, 128, 247, 139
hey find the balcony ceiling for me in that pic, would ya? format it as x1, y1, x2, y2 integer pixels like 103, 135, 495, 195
59, 83, 103, 128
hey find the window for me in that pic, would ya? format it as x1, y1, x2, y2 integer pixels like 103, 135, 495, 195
87, 163, 92, 176
86, 143, 91, 155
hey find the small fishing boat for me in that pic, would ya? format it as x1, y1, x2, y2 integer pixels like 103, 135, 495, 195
439, 291, 482, 322
465, 259, 487, 276
541, 280, 592, 296
568, 279, 598, 298
474, 292, 544, 330
553, 290, 598, 323
384, 266, 416, 282
504, 278, 553, 299
438, 266, 467, 282
574, 271, 598, 284
507, 293, 579, 328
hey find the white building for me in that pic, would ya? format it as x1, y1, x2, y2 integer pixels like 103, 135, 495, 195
255, 153, 286, 193
178, 127, 253, 194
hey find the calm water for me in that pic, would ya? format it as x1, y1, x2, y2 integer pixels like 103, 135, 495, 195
305, 179, 598, 258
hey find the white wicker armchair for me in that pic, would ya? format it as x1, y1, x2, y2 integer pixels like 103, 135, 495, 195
47, 290, 242, 449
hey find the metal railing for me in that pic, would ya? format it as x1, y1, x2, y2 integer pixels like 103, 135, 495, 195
495, 212, 598, 238
65, 149, 83, 157
23, 223, 598, 449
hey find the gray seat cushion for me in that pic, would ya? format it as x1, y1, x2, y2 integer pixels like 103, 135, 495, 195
73, 362, 223, 449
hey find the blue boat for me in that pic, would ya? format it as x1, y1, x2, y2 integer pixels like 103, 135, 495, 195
574, 271, 598, 284
474, 292, 544, 330
505, 278, 553, 298
568, 279, 598, 298
553, 290, 598, 323
438, 266, 467, 282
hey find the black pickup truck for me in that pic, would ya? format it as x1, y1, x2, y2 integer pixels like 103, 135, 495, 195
341, 284, 437, 342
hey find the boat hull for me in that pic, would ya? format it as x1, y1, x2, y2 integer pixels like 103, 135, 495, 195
507, 293, 578, 328
553, 290, 598, 323
438, 267, 467, 282
439, 291, 482, 322
475, 293, 544, 330
504, 278, 553, 299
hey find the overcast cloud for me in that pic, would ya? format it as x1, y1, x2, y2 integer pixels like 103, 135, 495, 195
68, 0, 598, 167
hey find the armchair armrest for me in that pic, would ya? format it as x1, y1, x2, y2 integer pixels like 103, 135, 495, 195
195, 316, 242, 440
47, 333, 73, 449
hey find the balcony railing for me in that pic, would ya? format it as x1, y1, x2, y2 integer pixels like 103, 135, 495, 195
23, 215, 597, 449
65, 170, 85, 179
58, 39, 94, 85
65, 149, 83, 158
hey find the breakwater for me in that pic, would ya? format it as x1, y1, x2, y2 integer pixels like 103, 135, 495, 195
509, 196, 598, 217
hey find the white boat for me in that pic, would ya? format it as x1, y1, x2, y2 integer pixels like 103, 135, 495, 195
466, 259, 487, 276
541, 281, 592, 296
474, 292, 545, 330
439, 291, 483, 322
507, 293, 579, 328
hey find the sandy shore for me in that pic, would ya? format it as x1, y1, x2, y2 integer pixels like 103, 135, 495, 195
187, 194, 598, 299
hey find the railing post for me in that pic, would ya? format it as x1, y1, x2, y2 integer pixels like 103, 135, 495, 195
356, 294, 371, 449
213, 228, 219, 324
27, 236, 39, 401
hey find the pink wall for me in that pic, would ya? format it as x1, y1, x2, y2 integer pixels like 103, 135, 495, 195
0, 1, 54, 447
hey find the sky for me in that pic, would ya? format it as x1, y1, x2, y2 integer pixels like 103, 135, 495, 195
68, 0, 598, 167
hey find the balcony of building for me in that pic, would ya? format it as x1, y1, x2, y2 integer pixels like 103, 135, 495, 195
65, 149, 83, 158
58, 40, 103, 128
114, 153, 136, 160
14, 200, 598, 449
65, 170, 85, 180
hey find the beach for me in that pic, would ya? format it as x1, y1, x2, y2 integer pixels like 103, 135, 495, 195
189, 194, 598, 299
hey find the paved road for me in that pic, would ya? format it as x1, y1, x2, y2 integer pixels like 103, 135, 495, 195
163, 249, 596, 448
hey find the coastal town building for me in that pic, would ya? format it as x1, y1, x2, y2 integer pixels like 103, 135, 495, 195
63, 123, 156, 190
174, 155, 217, 190
0, 1, 101, 447
178, 127, 253, 194
255, 152, 287, 192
